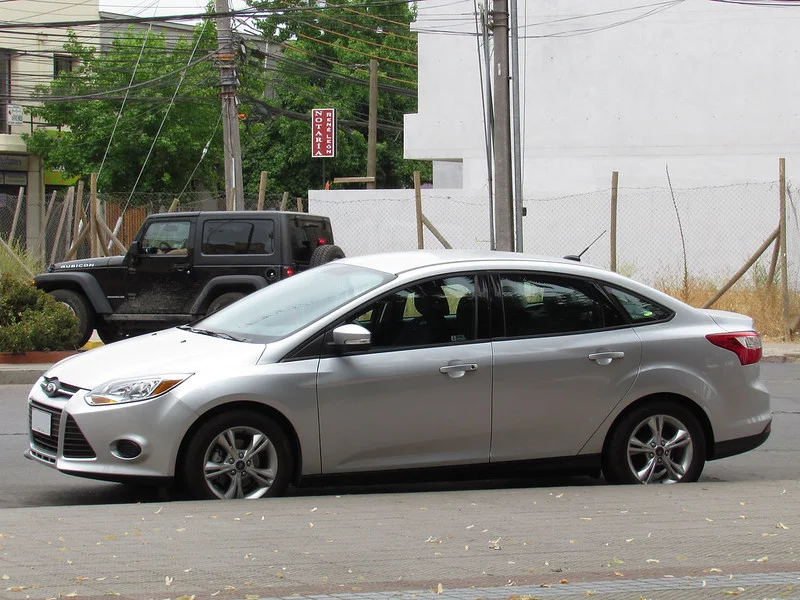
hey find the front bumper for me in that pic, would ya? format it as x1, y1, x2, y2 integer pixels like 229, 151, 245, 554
25, 377, 197, 483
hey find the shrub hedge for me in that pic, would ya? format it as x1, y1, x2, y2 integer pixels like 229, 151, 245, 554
0, 273, 80, 353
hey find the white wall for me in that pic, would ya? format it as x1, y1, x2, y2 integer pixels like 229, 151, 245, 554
406, 0, 800, 192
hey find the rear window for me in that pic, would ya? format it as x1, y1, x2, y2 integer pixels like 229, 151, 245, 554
290, 219, 333, 263
605, 286, 673, 323
202, 220, 274, 255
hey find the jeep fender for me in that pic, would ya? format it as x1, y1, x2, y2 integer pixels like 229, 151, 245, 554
34, 272, 113, 314
190, 275, 267, 315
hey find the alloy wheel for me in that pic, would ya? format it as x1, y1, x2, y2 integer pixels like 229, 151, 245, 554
626, 414, 694, 484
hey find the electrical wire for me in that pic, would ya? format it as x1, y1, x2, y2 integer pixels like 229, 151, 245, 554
176, 110, 222, 201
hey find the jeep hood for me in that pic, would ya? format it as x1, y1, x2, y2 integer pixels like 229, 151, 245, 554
50, 256, 125, 271
45, 328, 266, 390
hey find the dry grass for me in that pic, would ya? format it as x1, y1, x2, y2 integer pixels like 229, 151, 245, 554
656, 276, 800, 341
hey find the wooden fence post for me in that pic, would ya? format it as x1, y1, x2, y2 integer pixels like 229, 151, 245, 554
414, 171, 424, 249
279, 192, 288, 211
257, 172, 267, 210
610, 171, 618, 272
297, 197, 303, 212
89, 173, 99, 256
50, 187, 74, 264
780, 158, 791, 340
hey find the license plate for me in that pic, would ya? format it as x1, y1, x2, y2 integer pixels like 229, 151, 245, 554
31, 408, 52, 436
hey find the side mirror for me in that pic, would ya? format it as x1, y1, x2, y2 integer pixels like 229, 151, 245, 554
127, 241, 140, 256
331, 323, 371, 353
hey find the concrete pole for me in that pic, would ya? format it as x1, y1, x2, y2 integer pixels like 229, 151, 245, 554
492, 0, 514, 252
367, 59, 378, 190
509, 0, 524, 252
216, 0, 244, 211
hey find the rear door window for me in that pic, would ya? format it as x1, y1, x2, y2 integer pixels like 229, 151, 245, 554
290, 219, 333, 264
202, 220, 274, 255
496, 273, 623, 337
604, 286, 674, 323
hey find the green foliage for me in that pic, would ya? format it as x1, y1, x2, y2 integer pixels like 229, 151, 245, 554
0, 241, 44, 279
23, 24, 226, 197
242, 0, 432, 198
0, 274, 80, 352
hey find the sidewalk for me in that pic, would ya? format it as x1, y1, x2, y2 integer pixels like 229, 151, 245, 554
2, 342, 800, 386
1, 480, 800, 600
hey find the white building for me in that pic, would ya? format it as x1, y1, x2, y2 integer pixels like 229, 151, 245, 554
312, 0, 800, 281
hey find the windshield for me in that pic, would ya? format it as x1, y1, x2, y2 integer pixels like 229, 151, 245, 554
196, 262, 394, 343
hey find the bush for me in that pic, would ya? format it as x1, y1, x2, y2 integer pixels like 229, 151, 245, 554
0, 273, 80, 353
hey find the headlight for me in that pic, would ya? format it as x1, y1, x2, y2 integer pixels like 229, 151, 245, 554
85, 374, 192, 406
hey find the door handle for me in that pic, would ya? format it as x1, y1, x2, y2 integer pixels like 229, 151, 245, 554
439, 363, 478, 378
588, 351, 625, 366
173, 265, 190, 273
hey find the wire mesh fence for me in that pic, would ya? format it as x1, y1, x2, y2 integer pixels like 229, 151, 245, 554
1, 180, 798, 293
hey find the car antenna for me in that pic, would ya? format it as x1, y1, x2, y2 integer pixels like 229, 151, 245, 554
563, 230, 607, 262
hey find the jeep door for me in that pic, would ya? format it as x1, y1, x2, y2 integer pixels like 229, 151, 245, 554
122, 219, 199, 314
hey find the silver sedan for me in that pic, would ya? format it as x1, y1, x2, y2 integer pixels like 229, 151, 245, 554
25, 250, 771, 499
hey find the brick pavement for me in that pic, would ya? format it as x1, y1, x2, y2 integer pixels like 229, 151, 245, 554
2, 480, 800, 600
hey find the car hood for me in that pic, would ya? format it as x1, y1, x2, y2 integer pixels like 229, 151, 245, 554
50, 255, 125, 271
46, 328, 266, 390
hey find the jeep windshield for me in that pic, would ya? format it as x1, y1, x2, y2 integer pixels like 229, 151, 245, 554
192, 262, 394, 343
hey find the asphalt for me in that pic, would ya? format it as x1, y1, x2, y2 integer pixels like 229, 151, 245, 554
2, 342, 800, 600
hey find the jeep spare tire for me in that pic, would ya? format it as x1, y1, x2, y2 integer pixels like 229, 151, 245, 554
309, 244, 345, 268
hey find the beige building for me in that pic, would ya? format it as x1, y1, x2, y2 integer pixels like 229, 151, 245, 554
1, 0, 100, 252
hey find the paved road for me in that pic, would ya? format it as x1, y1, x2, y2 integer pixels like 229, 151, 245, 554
0, 364, 799, 600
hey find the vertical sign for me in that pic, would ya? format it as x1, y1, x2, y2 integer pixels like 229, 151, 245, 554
311, 108, 336, 158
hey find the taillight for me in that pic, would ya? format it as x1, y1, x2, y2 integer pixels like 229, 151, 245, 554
706, 331, 762, 365
318, 237, 327, 245
284, 266, 295, 277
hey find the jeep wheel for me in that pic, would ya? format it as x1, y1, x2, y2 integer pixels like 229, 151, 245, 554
208, 292, 245, 315
96, 324, 127, 345
51, 289, 94, 348
309, 244, 345, 268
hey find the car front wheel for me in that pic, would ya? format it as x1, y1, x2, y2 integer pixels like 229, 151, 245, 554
183, 410, 293, 499
603, 401, 706, 484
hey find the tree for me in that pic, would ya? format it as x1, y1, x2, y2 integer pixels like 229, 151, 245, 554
240, 0, 431, 200
24, 24, 227, 196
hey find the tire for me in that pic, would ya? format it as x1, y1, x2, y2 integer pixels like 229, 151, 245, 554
602, 400, 706, 485
309, 244, 345, 268
96, 323, 127, 345
207, 292, 245, 314
183, 410, 293, 500
50, 289, 94, 348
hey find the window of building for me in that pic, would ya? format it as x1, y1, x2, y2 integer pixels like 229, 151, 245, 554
53, 55, 74, 77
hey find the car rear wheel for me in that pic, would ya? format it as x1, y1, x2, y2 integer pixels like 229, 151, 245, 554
309, 244, 345, 268
50, 289, 94, 348
603, 401, 706, 484
183, 410, 293, 499
207, 292, 245, 314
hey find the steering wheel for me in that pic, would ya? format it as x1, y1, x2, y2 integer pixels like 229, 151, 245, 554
159, 241, 172, 253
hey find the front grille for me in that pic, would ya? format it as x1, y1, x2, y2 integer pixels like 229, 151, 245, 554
29, 401, 61, 455
40, 377, 81, 400
63, 415, 96, 459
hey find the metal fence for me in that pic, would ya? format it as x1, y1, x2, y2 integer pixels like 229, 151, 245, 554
1, 181, 798, 291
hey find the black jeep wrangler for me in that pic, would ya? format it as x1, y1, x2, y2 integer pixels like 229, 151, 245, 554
35, 211, 344, 346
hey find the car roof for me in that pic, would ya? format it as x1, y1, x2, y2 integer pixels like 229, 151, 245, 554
150, 211, 322, 219
339, 249, 596, 276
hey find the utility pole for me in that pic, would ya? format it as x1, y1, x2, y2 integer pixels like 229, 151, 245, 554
492, 0, 514, 252
215, 0, 244, 210
367, 59, 378, 190
509, 0, 523, 252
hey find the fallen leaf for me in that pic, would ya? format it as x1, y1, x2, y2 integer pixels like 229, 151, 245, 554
104, 535, 117, 541
176, 596, 196, 600
275, 572, 284, 579
437, 583, 444, 594
555, 493, 564, 498
756, 556, 769, 563
613, 571, 624, 577
739, 515, 747, 520
612, 558, 624, 565
245, 595, 260, 600
584, 591, 596, 596
559, 579, 568, 584
74, 577, 89, 583
539, 584, 552, 588
165, 576, 173, 585
778, 523, 790, 529
625, 538, 634, 543
646, 559, 659, 563
706, 568, 723, 573
311, 507, 318, 512
705, 518, 714, 522
105, 591, 120, 596
7, 586, 27, 592
580, 517, 592, 521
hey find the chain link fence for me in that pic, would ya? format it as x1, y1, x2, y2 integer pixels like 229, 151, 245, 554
1, 181, 798, 291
